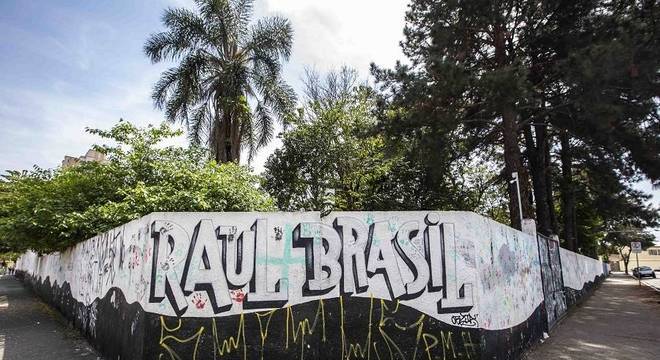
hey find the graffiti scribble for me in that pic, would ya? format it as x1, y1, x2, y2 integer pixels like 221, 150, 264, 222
274, 226, 283, 241
451, 313, 479, 327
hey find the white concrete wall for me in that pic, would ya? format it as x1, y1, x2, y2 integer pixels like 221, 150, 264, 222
16, 211, 549, 330
559, 247, 605, 290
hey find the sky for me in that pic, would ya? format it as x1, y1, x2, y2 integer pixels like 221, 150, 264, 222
0, 0, 658, 240
0, 0, 408, 173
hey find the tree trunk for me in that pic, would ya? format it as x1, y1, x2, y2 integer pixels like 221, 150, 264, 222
560, 130, 577, 251
224, 111, 234, 162
524, 124, 552, 235
545, 133, 560, 235
229, 109, 242, 163
493, 24, 534, 230
502, 107, 534, 230
213, 110, 236, 163
621, 248, 631, 274
215, 118, 227, 163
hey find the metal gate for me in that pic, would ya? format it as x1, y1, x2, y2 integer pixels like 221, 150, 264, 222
537, 234, 567, 330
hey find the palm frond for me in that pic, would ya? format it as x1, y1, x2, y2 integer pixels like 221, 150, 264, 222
247, 16, 293, 60
231, 0, 254, 39
153, 52, 208, 123
144, 8, 208, 62
188, 104, 213, 146
254, 102, 274, 149
196, 0, 234, 51
251, 52, 281, 83
240, 112, 257, 162
252, 71, 296, 120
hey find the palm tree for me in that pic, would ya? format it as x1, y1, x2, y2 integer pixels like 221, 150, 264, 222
144, 0, 296, 163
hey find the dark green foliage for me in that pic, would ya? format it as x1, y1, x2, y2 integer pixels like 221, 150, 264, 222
371, 0, 659, 257
264, 68, 506, 217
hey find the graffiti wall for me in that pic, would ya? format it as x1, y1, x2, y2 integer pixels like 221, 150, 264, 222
15, 211, 606, 360
536, 235, 567, 330
559, 248, 605, 291
559, 247, 607, 308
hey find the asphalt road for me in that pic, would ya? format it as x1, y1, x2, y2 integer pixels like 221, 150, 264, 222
0, 275, 101, 360
524, 273, 660, 359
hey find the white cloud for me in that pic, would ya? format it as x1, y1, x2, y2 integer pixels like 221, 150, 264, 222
258, 0, 408, 77
248, 0, 410, 173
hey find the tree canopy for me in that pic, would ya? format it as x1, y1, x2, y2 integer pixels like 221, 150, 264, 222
264, 67, 509, 219
2, 0, 658, 259
371, 0, 660, 255
0, 121, 273, 253
264, 68, 395, 212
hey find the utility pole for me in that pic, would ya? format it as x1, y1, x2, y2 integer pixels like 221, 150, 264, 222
631, 241, 642, 286
636, 252, 640, 286
510, 172, 523, 226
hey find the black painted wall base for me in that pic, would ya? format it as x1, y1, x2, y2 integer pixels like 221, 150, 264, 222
16, 272, 579, 360
16, 271, 145, 359
564, 274, 607, 309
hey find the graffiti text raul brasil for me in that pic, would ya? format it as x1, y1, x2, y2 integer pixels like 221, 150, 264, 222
17, 212, 552, 331
16, 211, 612, 359
149, 212, 476, 317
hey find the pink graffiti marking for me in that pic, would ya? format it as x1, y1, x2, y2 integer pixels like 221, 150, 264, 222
192, 293, 207, 309
230, 289, 246, 303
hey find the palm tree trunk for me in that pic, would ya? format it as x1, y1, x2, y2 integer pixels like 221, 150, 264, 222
230, 111, 241, 163
216, 115, 230, 163
212, 119, 223, 163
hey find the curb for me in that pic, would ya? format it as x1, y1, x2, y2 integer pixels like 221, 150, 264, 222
627, 273, 660, 293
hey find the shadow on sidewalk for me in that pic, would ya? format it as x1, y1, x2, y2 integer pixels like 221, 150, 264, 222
0, 275, 101, 360
524, 273, 660, 360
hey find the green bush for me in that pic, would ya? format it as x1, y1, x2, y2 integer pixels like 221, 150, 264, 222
0, 121, 274, 253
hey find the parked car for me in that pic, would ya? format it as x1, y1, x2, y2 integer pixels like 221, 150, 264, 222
632, 266, 656, 278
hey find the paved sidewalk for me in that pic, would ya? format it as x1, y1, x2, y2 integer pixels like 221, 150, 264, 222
525, 273, 660, 359
0, 275, 101, 360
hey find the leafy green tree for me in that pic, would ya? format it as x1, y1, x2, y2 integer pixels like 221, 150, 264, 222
0, 121, 273, 253
565, 138, 659, 256
264, 69, 394, 212
372, 85, 509, 215
265, 68, 507, 217
145, 0, 296, 163
603, 228, 656, 274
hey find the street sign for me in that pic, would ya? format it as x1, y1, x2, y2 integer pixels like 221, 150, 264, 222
631, 241, 642, 253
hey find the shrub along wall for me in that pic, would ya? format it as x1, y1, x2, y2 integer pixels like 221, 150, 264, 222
16, 211, 607, 360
